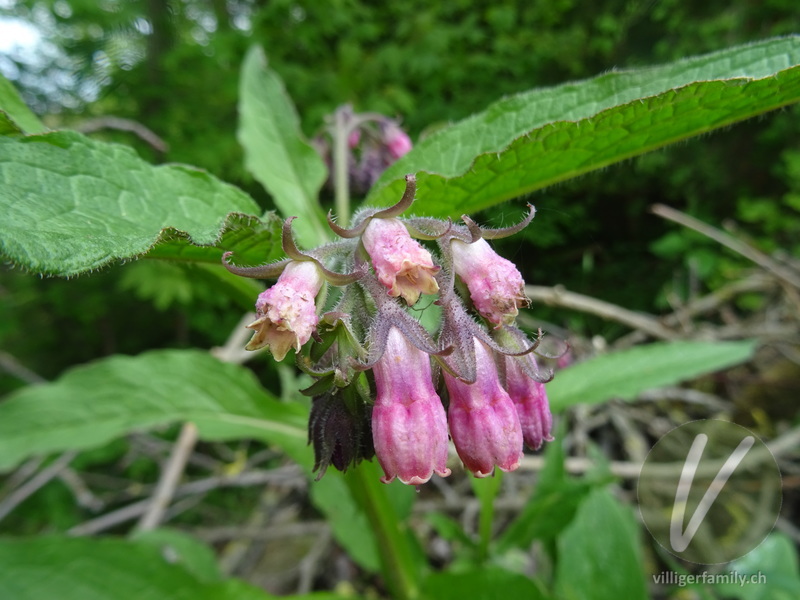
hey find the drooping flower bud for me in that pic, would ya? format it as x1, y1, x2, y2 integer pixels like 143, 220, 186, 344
383, 122, 413, 159
246, 260, 324, 360
444, 339, 523, 477
505, 355, 554, 451
371, 327, 451, 485
362, 217, 440, 306
450, 237, 527, 326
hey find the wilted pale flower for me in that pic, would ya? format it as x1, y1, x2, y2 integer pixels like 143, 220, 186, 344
505, 356, 553, 451
444, 339, 523, 477
450, 238, 527, 326
362, 217, 440, 305
371, 327, 451, 485
246, 260, 324, 360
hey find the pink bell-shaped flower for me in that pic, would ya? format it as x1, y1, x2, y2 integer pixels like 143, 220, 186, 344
371, 327, 451, 485
362, 217, 440, 306
505, 355, 554, 451
246, 260, 324, 360
444, 339, 523, 477
450, 237, 527, 326
383, 122, 413, 159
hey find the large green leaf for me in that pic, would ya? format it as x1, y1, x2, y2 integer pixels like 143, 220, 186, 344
367, 36, 800, 216
0, 535, 274, 600
0, 73, 46, 134
238, 46, 330, 247
547, 340, 756, 412
555, 488, 648, 600
713, 533, 800, 600
0, 350, 311, 472
0, 131, 263, 276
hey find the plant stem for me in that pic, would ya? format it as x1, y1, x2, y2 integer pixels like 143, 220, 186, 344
333, 107, 351, 227
471, 471, 502, 563
345, 462, 420, 600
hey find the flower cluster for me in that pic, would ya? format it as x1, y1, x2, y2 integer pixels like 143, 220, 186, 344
313, 105, 414, 194
224, 175, 554, 484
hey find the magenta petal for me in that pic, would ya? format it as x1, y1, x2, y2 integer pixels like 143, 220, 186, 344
362, 217, 440, 305
450, 238, 527, 326
371, 328, 450, 485
445, 340, 523, 477
506, 356, 554, 450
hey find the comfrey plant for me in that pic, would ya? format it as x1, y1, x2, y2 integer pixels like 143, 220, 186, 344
223, 174, 554, 485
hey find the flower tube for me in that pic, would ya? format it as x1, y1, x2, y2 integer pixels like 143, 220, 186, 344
371, 327, 451, 485
444, 339, 523, 477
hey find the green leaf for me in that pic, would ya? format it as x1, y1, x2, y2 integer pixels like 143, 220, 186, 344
547, 340, 756, 412
309, 471, 381, 572
309, 461, 420, 577
0, 131, 262, 276
496, 424, 610, 553
0, 74, 46, 134
144, 212, 284, 267
0, 350, 311, 472
0, 535, 274, 600
425, 513, 477, 552
120, 261, 263, 312
422, 566, 546, 600
713, 533, 800, 600
367, 36, 800, 216
129, 528, 224, 583
554, 488, 648, 600
238, 46, 329, 247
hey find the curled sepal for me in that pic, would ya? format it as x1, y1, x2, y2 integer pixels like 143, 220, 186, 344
436, 286, 536, 384
280, 216, 310, 261
493, 326, 554, 384
281, 217, 367, 286
371, 173, 416, 219
327, 174, 417, 238
461, 204, 536, 240
356, 284, 451, 372
403, 217, 453, 241
327, 210, 367, 239
221, 252, 292, 279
